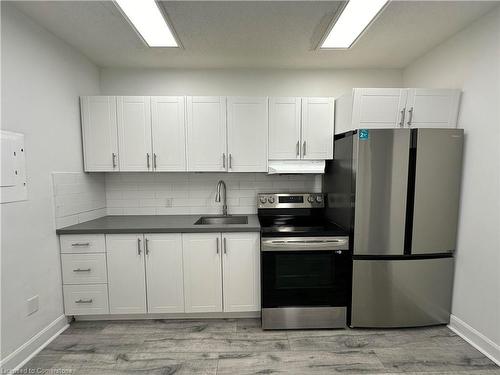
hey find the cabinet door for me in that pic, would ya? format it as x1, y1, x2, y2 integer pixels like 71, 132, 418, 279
405, 89, 461, 129
222, 233, 260, 312
227, 97, 268, 172
182, 233, 222, 313
186, 96, 227, 171
117, 96, 152, 171
301, 97, 334, 160
106, 234, 147, 314
80, 96, 119, 171
151, 96, 187, 171
145, 234, 184, 313
352, 88, 408, 129
269, 97, 301, 159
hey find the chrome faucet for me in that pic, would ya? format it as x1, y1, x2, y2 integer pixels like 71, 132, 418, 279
215, 180, 228, 216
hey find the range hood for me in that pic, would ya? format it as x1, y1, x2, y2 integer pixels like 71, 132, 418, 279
268, 160, 325, 174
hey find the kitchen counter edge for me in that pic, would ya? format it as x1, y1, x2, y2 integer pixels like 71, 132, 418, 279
56, 215, 261, 235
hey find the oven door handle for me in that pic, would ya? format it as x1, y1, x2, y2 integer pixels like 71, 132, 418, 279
261, 237, 349, 252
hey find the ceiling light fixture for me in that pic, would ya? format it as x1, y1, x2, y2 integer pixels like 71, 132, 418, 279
320, 0, 388, 49
115, 0, 178, 47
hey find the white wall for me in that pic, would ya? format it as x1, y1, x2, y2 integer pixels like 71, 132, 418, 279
0, 3, 101, 369
404, 6, 500, 358
105, 172, 321, 216
100, 67, 402, 97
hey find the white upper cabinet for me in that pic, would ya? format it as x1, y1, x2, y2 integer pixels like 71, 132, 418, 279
301, 97, 334, 160
182, 233, 223, 313
80, 96, 119, 171
117, 96, 152, 171
82, 94, 341, 171
187, 96, 227, 172
269, 97, 302, 159
269, 97, 335, 160
351, 88, 408, 131
227, 97, 268, 172
145, 234, 184, 313
106, 234, 147, 314
222, 233, 260, 312
335, 88, 461, 134
405, 89, 461, 128
151, 96, 187, 171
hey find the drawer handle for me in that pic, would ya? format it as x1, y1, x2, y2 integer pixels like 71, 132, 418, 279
73, 268, 91, 272
71, 242, 90, 247
75, 299, 93, 304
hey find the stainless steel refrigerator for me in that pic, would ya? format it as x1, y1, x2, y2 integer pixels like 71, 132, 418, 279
323, 128, 464, 328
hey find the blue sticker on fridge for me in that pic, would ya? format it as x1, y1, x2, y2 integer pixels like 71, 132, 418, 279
359, 129, 369, 140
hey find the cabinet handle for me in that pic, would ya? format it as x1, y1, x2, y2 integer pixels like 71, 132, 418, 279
153, 153, 157, 170
222, 153, 226, 168
399, 108, 406, 127
75, 299, 93, 304
145, 238, 149, 255
73, 268, 91, 272
137, 238, 142, 255
303, 141, 306, 156
296, 141, 300, 157
407, 107, 414, 127
223, 237, 227, 254
229, 154, 232, 169
112, 153, 117, 168
216, 237, 220, 254
71, 242, 90, 247
146, 153, 150, 169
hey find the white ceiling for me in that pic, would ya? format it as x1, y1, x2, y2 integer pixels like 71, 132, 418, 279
12, 0, 499, 69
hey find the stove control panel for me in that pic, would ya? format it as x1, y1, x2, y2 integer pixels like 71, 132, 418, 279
258, 193, 325, 209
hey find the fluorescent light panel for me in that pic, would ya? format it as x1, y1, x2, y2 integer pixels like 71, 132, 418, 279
321, 0, 388, 49
115, 0, 177, 47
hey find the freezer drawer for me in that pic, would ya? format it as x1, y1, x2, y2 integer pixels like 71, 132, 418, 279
351, 257, 454, 328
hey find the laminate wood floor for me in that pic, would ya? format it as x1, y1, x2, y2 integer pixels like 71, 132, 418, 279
22, 319, 500, 374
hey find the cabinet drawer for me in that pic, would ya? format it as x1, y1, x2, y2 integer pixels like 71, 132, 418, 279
61, 254, 107, 284
60, 234, 105, 254
63, 284, 109, 315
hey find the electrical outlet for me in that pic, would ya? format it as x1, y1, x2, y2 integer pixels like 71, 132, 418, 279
165, 198, 172, 207
27, 295, 39, 316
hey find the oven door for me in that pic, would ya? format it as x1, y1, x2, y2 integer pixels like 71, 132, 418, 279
261, 237, 350, 309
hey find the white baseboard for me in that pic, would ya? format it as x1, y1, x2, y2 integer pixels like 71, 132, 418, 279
76, 311, 261, 321
448, 314, 500, 366
0, 315, 69, 374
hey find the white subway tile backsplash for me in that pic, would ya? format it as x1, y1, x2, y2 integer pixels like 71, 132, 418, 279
105, 172, 322, 215
52, 171, 323, 226
239, 197, 256, 206
52, 172, 106, 229
123, 207, 156, 215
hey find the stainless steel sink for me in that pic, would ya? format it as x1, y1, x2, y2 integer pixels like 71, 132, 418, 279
194, 215, 248, 225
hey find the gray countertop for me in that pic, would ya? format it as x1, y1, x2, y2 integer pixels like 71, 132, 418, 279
56, 215, 261, 235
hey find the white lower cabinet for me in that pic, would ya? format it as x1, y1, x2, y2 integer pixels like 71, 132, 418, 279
145, 233, 185, 313
222, 233, 260, 312
106, 234, 147, 314
60, 234, 109, 316
62, 231, 260, 316
182, 232, 260, 313
63, 284, 109, 315
61, 253, 107, 285
106, 233, 185, 314
182, 233, 223, 313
